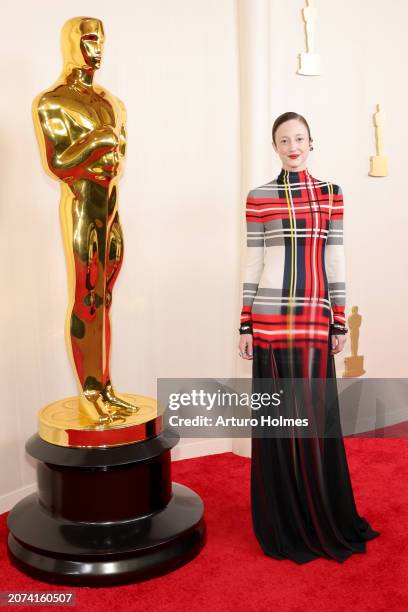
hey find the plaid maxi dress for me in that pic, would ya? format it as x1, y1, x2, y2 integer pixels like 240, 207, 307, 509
240, 167, 379, 563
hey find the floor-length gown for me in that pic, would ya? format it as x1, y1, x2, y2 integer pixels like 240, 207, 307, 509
240, 168, 380, 563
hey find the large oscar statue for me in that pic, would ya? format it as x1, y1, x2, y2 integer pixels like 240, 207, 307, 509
7, 16, 205, 586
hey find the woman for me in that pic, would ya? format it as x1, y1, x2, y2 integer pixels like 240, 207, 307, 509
238, 111, 380, 564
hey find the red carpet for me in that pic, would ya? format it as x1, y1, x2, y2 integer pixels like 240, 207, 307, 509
351, 421, 408, 437
0, 441, 407, 611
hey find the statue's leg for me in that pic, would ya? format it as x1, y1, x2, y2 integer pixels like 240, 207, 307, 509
103, 211, 124, 385
69, 201, 124, 423
102, 212, 140, 413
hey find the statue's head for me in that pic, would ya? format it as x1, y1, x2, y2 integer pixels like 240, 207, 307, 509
61, 17, 105, 72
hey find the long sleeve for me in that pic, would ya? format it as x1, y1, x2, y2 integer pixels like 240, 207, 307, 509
240, 190, 265, 328
325, 185, 346, 328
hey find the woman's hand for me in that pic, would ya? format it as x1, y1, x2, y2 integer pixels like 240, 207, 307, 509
239, 333, 253, 360
331, 334, 347, 355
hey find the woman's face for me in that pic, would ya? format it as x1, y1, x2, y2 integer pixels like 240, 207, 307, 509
272, 119, 310, 172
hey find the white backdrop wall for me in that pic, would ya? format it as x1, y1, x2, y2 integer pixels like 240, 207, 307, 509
234, 0, 408, 455
1, 0, 407, 510
0, 0, 241, 510
265, 0, 408, 381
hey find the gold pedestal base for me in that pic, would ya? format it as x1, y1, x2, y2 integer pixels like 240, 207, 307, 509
39, 394, 163, 448
342, 355, 366, 378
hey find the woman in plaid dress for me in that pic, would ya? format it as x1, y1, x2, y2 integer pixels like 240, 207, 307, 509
238, 112, 379, 564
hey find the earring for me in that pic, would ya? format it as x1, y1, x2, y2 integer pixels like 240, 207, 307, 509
309, 145, 314, 151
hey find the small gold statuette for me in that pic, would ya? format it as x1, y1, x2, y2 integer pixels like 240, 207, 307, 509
33, 17, 162, 446
343, 306, 366, 377
369, 104, 388, 176
297, 0, 320, 76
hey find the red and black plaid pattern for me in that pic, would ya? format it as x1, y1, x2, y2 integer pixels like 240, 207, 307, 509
240, 168, 346, 355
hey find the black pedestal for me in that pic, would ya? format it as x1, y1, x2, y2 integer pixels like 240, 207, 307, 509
7, 429, 206, 587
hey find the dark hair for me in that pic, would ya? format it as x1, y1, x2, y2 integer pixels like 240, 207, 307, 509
272, 112, 312, 146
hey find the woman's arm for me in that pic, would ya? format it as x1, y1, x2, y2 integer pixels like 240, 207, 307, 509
326, 185, 348, 334
239, 190, 265, 334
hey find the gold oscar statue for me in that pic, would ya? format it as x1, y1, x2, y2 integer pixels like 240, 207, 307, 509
297, 0, 321, 76
7, 18, 205, 586
32, 16, 161, 446
369, 104, 388, 176
343, 305, 366, 377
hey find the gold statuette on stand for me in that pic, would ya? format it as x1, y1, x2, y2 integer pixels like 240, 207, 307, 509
369, 104, 388, 177
33, 16, 162, 446
297, 0, 320, 76
343, 305, 366, 377
7, 18, 205, 586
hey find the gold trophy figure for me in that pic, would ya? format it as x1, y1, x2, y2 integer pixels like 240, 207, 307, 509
343, 305, 366, 377
33, 16, 160, 444
297, 0, 321, 76
369, 104, 388, 176
7, 17, 205, 586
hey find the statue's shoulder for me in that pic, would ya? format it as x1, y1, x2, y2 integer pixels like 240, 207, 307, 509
94, 84, 126, 114
34, 84, 69, 113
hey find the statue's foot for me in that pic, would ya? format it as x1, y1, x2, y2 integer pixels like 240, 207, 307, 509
103, 383, 141, 414
95, 411, 127, 426
80, 389, 127, 425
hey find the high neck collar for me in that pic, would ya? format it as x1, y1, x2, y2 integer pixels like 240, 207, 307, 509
277, 167, 310, 183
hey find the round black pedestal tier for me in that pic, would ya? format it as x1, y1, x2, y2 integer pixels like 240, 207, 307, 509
7, 430, 206, 586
